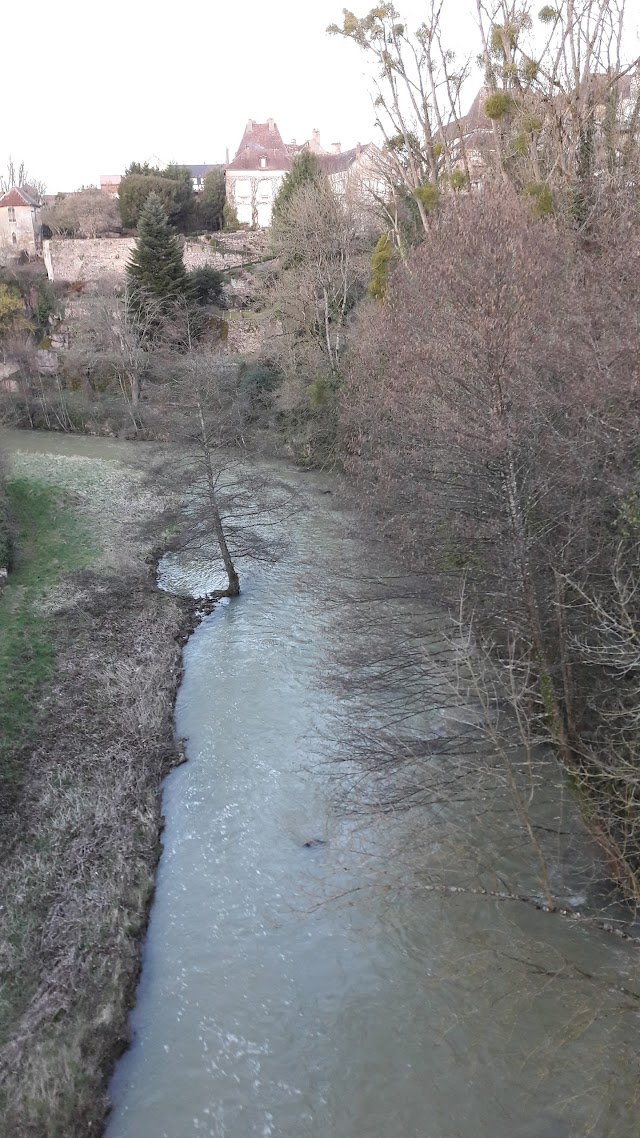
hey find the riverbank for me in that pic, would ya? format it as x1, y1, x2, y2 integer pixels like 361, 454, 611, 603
0, 439, 192, 1137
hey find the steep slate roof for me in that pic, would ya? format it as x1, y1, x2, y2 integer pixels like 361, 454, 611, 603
443, 87, 494, 145
188, 164, 219, 179
317, 145, 366, 175
227, 120, 292, 172
0, 186, 40, 209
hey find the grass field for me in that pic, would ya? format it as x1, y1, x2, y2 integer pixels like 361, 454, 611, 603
0, 479, 96, 806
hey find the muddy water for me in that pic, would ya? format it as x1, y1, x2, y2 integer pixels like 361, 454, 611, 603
2, 430, 637, 1137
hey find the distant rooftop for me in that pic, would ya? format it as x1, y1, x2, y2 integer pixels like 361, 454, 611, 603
227, 119, 292, 172
0, 186, 40, 208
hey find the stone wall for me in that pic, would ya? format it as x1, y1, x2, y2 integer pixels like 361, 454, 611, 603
43, 232, 269, 285
0, 205, 41, 264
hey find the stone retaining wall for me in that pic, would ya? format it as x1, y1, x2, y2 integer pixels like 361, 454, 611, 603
44, 232, 269, 284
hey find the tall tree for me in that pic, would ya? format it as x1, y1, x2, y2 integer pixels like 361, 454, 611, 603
126, 192, 187, 308
118, 164, 194, 231
328, 5, 469, 236
272, 151, 324, 222
198, 167, 226, 231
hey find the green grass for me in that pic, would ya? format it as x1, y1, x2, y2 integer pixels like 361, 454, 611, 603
0, 478, 97, 806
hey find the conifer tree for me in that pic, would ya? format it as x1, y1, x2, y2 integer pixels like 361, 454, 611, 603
272, 151, 324, 222
126, 192, 187, 307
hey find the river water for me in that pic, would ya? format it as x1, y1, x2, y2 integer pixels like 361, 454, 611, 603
2, 431, 637, 1137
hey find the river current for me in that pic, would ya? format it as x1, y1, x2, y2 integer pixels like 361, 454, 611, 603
2, 431, 637, 1138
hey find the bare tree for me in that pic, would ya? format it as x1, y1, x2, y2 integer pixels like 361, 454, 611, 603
330, 3, 639, 226
341, 189, 640, 902
328, 4, 471, 233
150, 304, 295, 598
42, 189, 120, 238
472, 0, 640, 205
271, 179, 371, 377
0, 158, 46, 201
68, 288, 164, 431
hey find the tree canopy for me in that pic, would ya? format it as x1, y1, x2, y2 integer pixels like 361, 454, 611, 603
197, 167, 226, 232
119, 164, 194, 231
126, 192, 187, 306
272, 152, 325, 223
41, 189, 120, 238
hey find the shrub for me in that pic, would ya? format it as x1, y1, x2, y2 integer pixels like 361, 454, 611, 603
187, 267, 224, 306
369, 233, 393, 301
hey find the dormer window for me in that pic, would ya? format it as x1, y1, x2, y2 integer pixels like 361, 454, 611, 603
8, 207, 16, 222
260, 157, 267, 169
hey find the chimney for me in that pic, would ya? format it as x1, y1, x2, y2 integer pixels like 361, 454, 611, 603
225, 147, 229, 165
356, 142, 362, 158
312, 129, 321, 148
268, 118, 275, 133
331, 142, 341, 154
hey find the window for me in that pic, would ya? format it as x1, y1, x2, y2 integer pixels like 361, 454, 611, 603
260, 157, 267, 169
8, 207, 16, 222
12, 233, 17, 244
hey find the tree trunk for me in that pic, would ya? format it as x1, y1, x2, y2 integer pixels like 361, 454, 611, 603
198, 403, 240, 597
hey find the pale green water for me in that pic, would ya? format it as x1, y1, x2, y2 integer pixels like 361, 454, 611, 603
3, 430, 637, 1138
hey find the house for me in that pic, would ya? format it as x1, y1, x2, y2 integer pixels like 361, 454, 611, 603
317, 141, 386, 206
226, 119, 292, 227
447, 70, 640, 189
226, 119, 384, 227
0, 186, 42, 261
100, 175, 122, 195
188, 164, 219, 192
444, 87, 497, 188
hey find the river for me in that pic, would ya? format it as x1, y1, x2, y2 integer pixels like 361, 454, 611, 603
3, 430, 638, 1137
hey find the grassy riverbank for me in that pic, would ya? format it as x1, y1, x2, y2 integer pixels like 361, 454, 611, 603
0, 444, 190, 1137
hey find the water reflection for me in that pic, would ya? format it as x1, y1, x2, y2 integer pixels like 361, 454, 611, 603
97, 467, 639, 1138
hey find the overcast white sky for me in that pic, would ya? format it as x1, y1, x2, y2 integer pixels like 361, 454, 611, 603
1, 0, 485, 193
3, 0, 638, 194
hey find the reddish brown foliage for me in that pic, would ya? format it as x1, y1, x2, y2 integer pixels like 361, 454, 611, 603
342, 191, 640, 896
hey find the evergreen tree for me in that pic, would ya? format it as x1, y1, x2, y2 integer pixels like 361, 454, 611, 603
119, 164, 194, 231
126, 192, 187, 307
272, 151, 324, 222
200, 167, 226, 231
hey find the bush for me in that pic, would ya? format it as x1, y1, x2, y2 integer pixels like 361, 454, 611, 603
238, 361, 280, 394
187, 267, 224, 306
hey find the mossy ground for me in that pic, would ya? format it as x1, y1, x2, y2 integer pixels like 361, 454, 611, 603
0, 479, 96, 806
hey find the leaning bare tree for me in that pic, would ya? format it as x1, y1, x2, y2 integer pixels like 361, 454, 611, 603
152, 304, 294, 599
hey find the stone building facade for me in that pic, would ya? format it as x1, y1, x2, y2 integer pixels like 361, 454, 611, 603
226, 119, 291, 228
226, 119, 384, 228
0, 187, 42, 262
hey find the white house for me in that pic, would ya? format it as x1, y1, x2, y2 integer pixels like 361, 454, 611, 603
0, 186, 42, 261
226, 119, 292, 228
226, 119, 384, 228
